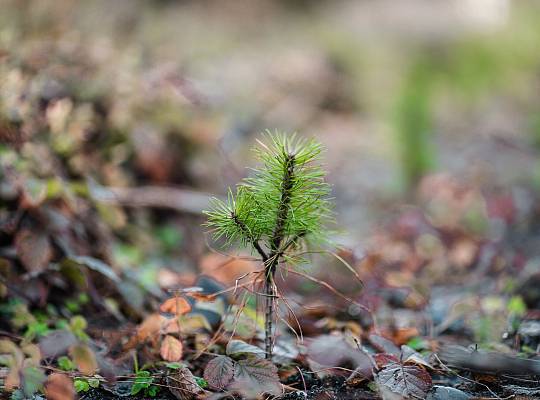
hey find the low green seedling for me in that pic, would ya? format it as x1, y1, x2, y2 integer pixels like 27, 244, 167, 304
205, 132, 333, 359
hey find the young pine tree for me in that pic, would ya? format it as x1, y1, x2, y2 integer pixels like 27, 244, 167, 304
204, 133, 333, 360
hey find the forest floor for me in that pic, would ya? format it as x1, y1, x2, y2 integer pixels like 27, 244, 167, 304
2, 1, 540, 399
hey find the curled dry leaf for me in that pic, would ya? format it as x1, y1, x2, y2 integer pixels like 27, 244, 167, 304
185, 291, 217, 302
160, 296, 192, 316
15, 228, 52, 272
45, 373, 75, 400
69, 344, 98, 375
376, 361, 432, 399
167, 366, 204, 400
373, 353, 400, 369
226, 339, 265, 359
135, 313, 167, 343
203, 355, 235, 391
160, 335, 184, 362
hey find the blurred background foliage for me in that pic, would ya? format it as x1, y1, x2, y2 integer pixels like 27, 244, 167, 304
2, 0, 540, 268
3, 3, 540, 391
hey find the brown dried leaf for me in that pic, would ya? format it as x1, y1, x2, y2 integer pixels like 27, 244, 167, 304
5, 366, 20, 391
136, 313, 167, 342
203, 355, 235, 391
15, 228, 52, 272
233, 358, 281, 396
69, 344, 97, 375
22, 344, 41, 365
45, 373, 75, 400
369, 334, 400, 355
373, 353, 399, 369
160, 296, 192, 316
226, 340, 265, 359
160, 335, 183, 362
167, 366, 204, 400
376, 361, 432, 399
199, 253, 257, 285
0, 339, 24, 366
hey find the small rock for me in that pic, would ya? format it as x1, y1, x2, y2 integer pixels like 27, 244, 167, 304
427, 386, 471, 400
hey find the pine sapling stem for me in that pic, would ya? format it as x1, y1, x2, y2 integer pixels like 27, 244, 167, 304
204, 134, 332, 363
264, 153, 295, 360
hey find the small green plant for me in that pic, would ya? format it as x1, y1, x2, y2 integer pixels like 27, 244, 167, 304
131, 354, 160, 397
57, 356, 75, 371
204, 132, 333, 359
74, 377, 100, 393
131, 370, 159, 396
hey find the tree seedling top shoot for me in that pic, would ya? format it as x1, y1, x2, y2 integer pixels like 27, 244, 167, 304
204, 132, 333, 359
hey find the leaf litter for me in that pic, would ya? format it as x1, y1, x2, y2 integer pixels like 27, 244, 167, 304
1, 2, 540, 399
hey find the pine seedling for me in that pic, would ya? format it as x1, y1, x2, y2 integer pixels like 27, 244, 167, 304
204, 132, 333, 360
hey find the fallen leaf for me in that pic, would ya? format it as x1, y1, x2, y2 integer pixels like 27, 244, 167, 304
167, 366, 204, 400
203, 355, 235, 391
39, 330, 77, 359
369, 334, 400, 355
226, 340, 265, 359
69, 344, 98, 375
373, 353, 399, 369
136, 313, 167, 342
160, 335, 183, 362
307, 333, 370, 374
199, 253, 257, 285
0, 339, 24, 366
160, 296, 192, 316
45, 373, 75, 400
63, 256, 120, 283
376, 361, 432, 399
5, 366, 20, 391
15, 228, 52, 272
390, 328, 419, 346
22, 344, 41, 365
186, 292, 217, 302
401, 345, 432, 370
233, 358, 281, 396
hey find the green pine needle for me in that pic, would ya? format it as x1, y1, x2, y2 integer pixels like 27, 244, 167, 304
204, 131, 333, 259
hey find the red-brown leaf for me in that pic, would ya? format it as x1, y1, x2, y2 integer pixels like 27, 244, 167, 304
69, 344, 98, 375
15, 229, 52, 272
45, 373, 75, 400
373, 353, 399, 369
233, 358, 281, 396
160, 335, 183, 362
203, 355, 235, 391
159, 296, 192, 316
376, 361, 432, 399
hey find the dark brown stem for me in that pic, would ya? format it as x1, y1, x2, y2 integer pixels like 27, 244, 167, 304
231, 212, 268, 261
264, 153, 295, 360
